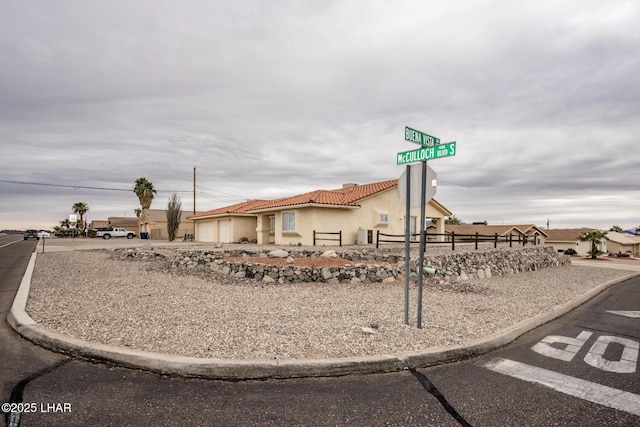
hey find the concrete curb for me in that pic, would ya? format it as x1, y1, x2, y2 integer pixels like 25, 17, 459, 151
8, 253, 640, 380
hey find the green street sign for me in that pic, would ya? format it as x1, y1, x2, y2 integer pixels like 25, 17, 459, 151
405, 126, 440, 147
396, 141, 456, 165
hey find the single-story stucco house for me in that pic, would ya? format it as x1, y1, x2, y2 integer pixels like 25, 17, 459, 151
189, 179, 453, 246
138, 209, 197, 240
605, 231, 640, 256
543, 228, 604, 255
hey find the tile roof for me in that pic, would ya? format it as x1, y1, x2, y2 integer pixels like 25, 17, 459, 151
605, 231, 640, 245
247, 179, 399, 211
545, 229, 596, 241
189, 199, 270, 219
188, 179, 453, 217
445, 224, 527, 236
444, 224, 549, 237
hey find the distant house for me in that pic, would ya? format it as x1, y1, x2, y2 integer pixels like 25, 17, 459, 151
90, 217, 138, 232
605, 231, 640, 256
138, 209, 197, 240
544, 229, 603, 255
106, 216, 139, 232
443, 224, 549, 245
189, 179, 453, 246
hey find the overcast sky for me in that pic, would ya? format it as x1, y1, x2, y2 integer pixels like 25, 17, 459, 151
1, 1, 638, 231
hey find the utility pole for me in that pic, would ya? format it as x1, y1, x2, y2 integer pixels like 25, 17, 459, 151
193, 166, 196, 235
193, 166, 196, 215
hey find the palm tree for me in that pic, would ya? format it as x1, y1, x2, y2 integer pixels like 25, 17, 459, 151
72, 202, 89, 231
609, 225, 622, 232
134, 177, 156, 210
579, 230, 608, 259
445, 215, 463, 225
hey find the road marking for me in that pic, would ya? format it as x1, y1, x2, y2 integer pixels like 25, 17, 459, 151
607, 310, 640, 319
0, 239, 23, 249
481, 358, 640, 416
584, 335, 638, 373
531, 331, 592, 362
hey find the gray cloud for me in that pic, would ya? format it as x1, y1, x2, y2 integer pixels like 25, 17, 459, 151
1, 1, 639, 230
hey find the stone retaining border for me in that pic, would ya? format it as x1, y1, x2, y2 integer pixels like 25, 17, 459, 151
115, 246, 572, 284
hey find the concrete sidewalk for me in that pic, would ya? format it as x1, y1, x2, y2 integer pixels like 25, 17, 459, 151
7, 248, 640, 380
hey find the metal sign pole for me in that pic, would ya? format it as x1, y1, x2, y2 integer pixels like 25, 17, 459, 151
417, 160, 427, 328
404, 164, 411, 325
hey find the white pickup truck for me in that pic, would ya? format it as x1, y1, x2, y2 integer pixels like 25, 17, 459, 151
96, 227, 136, 240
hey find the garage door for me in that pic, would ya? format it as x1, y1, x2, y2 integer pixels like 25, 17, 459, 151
197, 221, 215, 242
219, 220, 231, 243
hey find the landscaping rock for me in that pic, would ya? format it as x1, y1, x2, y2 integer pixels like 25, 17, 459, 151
268, 249, 289, 258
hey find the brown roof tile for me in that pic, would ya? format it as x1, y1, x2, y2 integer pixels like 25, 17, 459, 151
189, 199, 270, 218
445, 224, 526, 236
545, 228, 595, 241
249, 179, 399, 211
189, 178, 453, 217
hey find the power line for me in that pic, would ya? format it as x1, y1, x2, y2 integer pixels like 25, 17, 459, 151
0, 179, 190, 193
196, 184, 245, 199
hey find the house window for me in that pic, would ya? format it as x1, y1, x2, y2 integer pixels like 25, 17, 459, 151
379, 213, 389, 224
282, 212, 296, 232
269, 216, 275, 233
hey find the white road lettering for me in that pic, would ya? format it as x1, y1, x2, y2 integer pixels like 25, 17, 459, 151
531, 331, 593, 362
584, 335, 639, 373
482, 358, 640, 416
606, 310, 640, 319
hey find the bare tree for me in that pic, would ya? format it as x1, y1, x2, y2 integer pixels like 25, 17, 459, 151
166, 193, 182, 242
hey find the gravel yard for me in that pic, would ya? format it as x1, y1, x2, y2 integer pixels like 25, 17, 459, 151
26, 249, 637, 360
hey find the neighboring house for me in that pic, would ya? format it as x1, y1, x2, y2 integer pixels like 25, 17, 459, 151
138, 209, 197, 240
106, 216, 139, 232
605, 231, 640, 256
443, 224, 549, 245
189, 179, 453, 246
544, 229, 602, 255
89, 217, 138, 232
189, 199, 269, 243
90, 220, 110, 229
517, 224, 550, 245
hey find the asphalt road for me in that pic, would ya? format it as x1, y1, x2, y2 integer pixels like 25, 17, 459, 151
1, 236, 639, 426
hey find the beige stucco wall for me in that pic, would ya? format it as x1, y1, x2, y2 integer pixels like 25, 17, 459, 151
607, 240, 638, 256
141, 220, 194, 241
194, 216, 258, 243
232, 216, 258, 242
545, 240, 605, 256
265, 188, 449, 246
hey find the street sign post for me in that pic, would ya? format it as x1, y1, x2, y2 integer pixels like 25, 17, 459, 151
398, 164, 436, 208
396, 141, 456, 165
405, 126, 440, 147
399, 127, 457, 329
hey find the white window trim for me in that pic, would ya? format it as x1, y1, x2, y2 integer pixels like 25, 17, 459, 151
377, 212, 389, 225
282, 211, 296, 232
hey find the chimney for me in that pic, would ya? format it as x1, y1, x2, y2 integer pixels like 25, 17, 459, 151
342, 183, 357, 188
